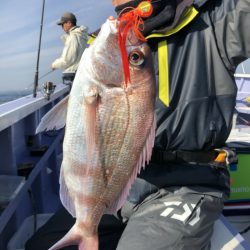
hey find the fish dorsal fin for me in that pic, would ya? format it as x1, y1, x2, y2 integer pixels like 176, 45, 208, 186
36, 95, 69, 133
106, 114, 156, 214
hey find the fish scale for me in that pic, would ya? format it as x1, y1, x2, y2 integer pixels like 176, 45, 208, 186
39, 18, 157, 250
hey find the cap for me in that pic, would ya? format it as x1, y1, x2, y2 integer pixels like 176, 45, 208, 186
56, 12, 77, 25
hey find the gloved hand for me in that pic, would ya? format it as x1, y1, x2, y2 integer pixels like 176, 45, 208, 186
115, 0, 177, 36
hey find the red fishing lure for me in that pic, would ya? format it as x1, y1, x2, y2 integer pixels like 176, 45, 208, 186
117, 1, 153, 87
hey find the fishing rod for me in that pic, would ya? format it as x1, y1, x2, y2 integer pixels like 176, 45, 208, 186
25, 69, 54, 91
33, 0, 46, 98
38, 69, 54, 80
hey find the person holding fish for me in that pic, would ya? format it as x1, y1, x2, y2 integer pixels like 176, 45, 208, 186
51, 12, 88, 86
26, 0, 250, 249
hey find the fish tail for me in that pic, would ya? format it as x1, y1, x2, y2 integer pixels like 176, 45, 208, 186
79, 234, 98, 250
48, 223, 98, 250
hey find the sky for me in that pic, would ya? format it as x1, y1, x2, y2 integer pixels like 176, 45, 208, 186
0, 0, 249, 93
0, 0, 115, 93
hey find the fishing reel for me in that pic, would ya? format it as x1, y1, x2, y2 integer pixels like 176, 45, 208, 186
43, 81, 56, 100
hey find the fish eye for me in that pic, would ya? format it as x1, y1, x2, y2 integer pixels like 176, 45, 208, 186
129, 50, 145, 66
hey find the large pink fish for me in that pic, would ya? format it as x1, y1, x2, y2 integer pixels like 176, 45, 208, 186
38, 17, 156, 250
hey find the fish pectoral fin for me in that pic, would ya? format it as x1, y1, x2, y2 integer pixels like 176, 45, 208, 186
84, 91, 99, 171
36, 95, 69, 133
84, 85, 99, 106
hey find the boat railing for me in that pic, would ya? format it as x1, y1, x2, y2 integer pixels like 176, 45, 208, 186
0, 84, 69, 249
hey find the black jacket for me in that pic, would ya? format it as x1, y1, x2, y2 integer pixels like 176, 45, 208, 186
148, 0, 250, 151
124, 0, 250, 200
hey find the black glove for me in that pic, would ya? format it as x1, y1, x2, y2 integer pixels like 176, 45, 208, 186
115, 0, 177, 36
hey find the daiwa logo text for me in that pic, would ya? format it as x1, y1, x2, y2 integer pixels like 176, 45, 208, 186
160, 201, 201, 226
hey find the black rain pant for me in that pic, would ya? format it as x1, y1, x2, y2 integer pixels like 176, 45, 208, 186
25, 162, 229, 250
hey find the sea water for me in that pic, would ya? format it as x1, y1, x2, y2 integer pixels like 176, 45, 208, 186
0, 90, 30, 104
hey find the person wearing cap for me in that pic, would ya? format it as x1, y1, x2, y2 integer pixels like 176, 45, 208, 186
51, 12, 88, 85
